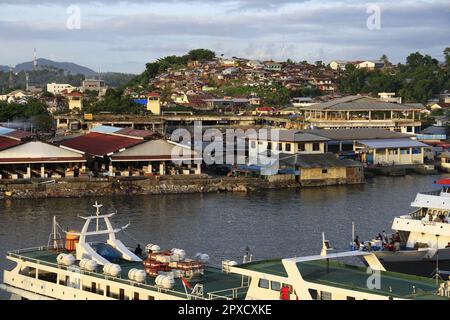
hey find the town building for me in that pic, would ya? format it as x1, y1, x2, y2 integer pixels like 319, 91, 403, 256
278, 152, 364, 185
307, 128, 412, 153
329, 60, 349, 71
357, 60, 385, 70
300, 95, 424, 134
66, 91, 83, 112
247, 129, 330, 162
81, 79, 107, 96
47, 83, 75, 95
438, 152, 450, 172
355, 139, 429, 166
147, 92, 161, 115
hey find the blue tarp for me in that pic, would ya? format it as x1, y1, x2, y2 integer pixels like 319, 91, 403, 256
133, 99, 147, 106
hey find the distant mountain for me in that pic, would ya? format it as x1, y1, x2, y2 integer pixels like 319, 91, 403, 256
0, 65, 9, 72
14, 58, 97, 76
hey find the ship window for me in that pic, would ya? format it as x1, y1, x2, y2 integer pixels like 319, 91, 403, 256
258, 279, 269, 289
134, 292, 140, 300
320, 291, 332, 300
347, 296, 356, 300
119, 288, 125, 300
298, 143, 306, 152
286, 144, 292, 152
271, 281, 281, 291
37, 271, 57, 284
313, 143, 320, 151
148, 295, 155, 300
308, 289, 318, 300
106, 285, 110, 297
91, 282, 97, 294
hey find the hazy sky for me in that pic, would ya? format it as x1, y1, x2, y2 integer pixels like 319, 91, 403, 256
0, 0, 449, 73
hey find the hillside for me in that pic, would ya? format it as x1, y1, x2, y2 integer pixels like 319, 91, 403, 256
14, 58, 97, 76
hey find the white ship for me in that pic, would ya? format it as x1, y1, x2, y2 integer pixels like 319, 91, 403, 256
361, 178, 450, 278
1, 203, 449, 300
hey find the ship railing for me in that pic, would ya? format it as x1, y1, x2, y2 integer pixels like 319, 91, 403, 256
398, 208, 425, 220
419, 190, 442, 196
6, 250, 196, 300
207, 286, 249, 300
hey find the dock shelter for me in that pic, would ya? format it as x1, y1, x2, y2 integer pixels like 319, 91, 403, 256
355, 139, 429, 165
0, 141, 86, 179
110, 140, 202, 176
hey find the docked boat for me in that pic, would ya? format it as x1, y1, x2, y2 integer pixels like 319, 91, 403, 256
360, 178, 450, 278
1, 202, 449, 300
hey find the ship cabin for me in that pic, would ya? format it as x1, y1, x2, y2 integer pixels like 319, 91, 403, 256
391, 178, 450, 250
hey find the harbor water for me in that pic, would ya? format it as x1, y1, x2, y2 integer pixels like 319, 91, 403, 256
0, 174, 444, 299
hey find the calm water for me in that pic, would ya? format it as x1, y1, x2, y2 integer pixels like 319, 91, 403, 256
0, 174, 445, 299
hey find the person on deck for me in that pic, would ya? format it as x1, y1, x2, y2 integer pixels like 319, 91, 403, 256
134, 244, 143, 257
354, 236, 360, 249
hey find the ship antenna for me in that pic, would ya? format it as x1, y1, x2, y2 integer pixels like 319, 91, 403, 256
432, 234, 443, 286
351, 221, 355, 250
93, 201, 103, 232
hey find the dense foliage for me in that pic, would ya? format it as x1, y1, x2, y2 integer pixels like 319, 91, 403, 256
129, 49, 216, 88
83, 88, 143, 114
338, 49, 450, 103
213, 83, 292, 106
0, 98, 53, 130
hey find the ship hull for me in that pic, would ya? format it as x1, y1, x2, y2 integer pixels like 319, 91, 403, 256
374, 248, 450, 278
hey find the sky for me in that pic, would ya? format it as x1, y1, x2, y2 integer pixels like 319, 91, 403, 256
0, 0, 449, 74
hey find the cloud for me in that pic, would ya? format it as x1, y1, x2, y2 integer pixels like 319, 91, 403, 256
0, 0, 448, 72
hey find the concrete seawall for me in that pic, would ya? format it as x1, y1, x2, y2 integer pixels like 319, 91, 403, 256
0, 174, 365, 199
0, 175, 301, 199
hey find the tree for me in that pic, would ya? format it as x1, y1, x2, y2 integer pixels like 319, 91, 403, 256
187, 49, 215, 62
444, 47, 450, 67
380, 54, 389, 65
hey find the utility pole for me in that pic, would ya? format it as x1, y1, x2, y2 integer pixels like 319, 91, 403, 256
33, 48, 38, 71
8, 65, 13, 88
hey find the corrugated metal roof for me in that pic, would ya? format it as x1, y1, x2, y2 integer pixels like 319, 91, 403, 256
60, 132, 143, 157
305, 95, 424, 111
0, 136, 23, 151
246, 129, 329, 142
420, 126, 447, 135
306, 128, 410, 141
279, 152, 362, 168
0, 141, 86, 164
0, 126, 32, 140
90, 125, 122, 135
90, 125, 152, 139
357, 139, 429, 149
111, 140, 201, 162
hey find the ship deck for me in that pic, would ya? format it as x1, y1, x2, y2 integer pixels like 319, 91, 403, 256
237, 259, 446, 300
10, 247, 248, 300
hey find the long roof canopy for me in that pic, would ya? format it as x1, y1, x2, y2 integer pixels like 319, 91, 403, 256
306, 128, 411, 141
246, 129, 329, 143
0, 141, 86, 164
303, 95, 425, 112
357, 138, 429, 149
60, 132, 143, 157
111, 140, 201, 162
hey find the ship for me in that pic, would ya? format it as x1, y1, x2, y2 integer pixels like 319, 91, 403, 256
360, 178, 450, 278
1, 202, 449, 300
